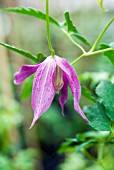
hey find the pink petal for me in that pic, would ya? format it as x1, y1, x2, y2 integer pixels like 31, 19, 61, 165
14, 64, 39, 85
59, 73, 68, 116
55, 56, 89, 122
74, 102, 89, 122
55, 56, 81, 101
30, 57, 56, 128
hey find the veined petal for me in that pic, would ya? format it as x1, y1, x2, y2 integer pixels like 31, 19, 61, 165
14, 64, 39, 85
55, 56, 81, 102
55, 56, 89, 122
30, 57, 56, 128
59, 73, 68, 116
74, 102, 89, 122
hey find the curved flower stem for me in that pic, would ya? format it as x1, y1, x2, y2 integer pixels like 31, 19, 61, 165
62, 29, 86, 53
71, 48, 112, 65
90, 17, 114, 52
46, 0, 55, 57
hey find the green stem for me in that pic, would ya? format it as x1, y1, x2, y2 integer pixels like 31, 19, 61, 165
46, 0, 55, 57
97, 142, 107, 170
71, 48, 112, 65
62, 29, 86, 53
90, 17, 114, 52
82, 149, 96, 161
98, 143, 104, 161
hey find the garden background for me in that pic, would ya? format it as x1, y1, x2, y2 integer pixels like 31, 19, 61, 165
0, 0, 114, 170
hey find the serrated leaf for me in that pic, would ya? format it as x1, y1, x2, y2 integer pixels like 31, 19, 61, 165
36, 52, 46, 62
0, 7, 60, 27
0, 42, 38, 62
84, 103, 111, 131
64, 12, 90, 46
81, 85, 95, 102
99, 43, 114, 65
0, 7, 90, 47
96, 80, 114, 121
64, 12, 78, 33
21, 75, 34, 100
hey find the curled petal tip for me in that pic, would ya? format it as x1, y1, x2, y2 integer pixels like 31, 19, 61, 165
81, 113, 89, 122
14, 64, 39, 85
14, 79, 19, 85
62, 110, 65, 117
85, 117, 90, 122
29, 117, 37, 129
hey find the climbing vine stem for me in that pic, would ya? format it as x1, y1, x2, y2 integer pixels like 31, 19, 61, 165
71, 17, 114, 65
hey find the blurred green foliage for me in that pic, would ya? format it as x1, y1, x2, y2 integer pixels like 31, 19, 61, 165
0, 101, 37, 170
0, 1, 114, 170
0, 149, 37, 170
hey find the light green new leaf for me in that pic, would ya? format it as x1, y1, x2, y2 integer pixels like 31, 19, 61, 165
84, 103, 111, 131
96, 80, 114, 121
0, 42, 37, 62
0, 7, 60, 27
64, 12, 90, 46
99, 43, 114, 65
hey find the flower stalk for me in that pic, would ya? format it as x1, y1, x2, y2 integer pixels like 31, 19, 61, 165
46, 0, 55, 57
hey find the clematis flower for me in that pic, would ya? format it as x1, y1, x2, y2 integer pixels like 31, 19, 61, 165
14, 55, 89, 128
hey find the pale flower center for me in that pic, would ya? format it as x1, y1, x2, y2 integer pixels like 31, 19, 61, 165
54, 66, 64, 94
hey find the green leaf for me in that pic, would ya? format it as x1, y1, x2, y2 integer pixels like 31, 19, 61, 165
96, 80, 114, 121
83, 103, 111, 131
36, 52, 46, 62
75, 140, 96, 151
99, 43, 114, 65
99, 43, 110, 50
0, 42, 37, 62
64, 12, 78, 33
64, 12, 90, 46
79, 72, 110, 89
59, 137, 96, 154
0, 7, 60, 27
0, 8, 90, 47
77, 131, 109, 141
81, 85, 95, 102
58, 139, 78, 154
21, 75, 34, 100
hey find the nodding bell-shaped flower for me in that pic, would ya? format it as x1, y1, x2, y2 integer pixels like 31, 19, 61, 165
14, 55, 89, 128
